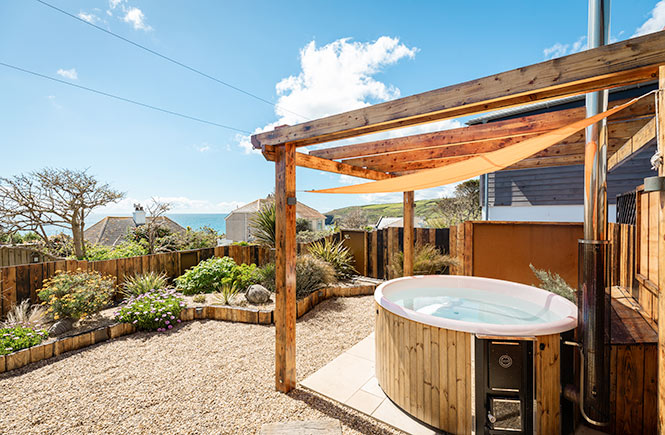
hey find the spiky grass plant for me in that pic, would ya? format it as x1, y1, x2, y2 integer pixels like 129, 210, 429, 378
306, 238, 356, 280
249, 203, 276, 247
390, 243, 459, 277
2, 300, 49, 329
529, 264, 576, 303
121, 272, 169, 298
213, 283, 240, 306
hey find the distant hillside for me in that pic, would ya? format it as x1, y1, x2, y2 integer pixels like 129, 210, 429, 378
326, 199, 441, 225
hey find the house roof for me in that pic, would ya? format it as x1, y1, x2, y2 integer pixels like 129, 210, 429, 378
84, 216, 185, 246
466, 81, 657, 125
376, 216, 426, 230
226, 197, 326, 220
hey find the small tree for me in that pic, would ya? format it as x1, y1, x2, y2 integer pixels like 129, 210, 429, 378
0, 168, 125, 259
339, 208, 370, 229
296, 218, 311, 233
428, 179, 481, 228
144, 199, 171, 254
249, 203, 276, 247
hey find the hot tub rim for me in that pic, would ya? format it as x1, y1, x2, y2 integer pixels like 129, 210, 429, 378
374, 274, 577, 336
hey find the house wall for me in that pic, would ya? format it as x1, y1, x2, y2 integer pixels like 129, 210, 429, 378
225, 213, 250, 242
482, 145, 655, 222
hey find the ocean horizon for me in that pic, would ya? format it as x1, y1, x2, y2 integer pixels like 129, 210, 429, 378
43, 213, 229, 237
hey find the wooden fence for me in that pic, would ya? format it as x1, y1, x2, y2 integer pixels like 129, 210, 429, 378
0, 244, 272, 317
362, 227, 450, 280
0, 245, 61, 268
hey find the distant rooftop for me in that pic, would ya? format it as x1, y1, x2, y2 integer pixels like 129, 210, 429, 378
226, 197, 326, 220
84, 216, 185, 246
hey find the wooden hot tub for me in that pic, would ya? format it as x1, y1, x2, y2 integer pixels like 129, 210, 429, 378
374, 275, 577, 434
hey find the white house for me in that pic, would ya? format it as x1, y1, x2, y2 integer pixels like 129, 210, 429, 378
225, 197, 326, 242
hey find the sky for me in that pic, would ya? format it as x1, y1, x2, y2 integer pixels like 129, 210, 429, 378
1, 0, 664, 215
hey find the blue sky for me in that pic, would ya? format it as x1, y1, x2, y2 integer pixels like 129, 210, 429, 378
1, 0, 664, 215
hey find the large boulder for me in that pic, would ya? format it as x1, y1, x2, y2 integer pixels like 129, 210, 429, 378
246, 284, 271, 304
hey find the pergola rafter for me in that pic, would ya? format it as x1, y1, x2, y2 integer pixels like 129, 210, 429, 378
251, 30, 665, 414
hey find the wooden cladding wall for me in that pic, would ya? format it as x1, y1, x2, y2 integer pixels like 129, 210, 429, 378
0, 246, 60, 268
0, 245, 272, 317
636, 188, 659, 324
364, 227, 450, 280
449, 221, 583, 287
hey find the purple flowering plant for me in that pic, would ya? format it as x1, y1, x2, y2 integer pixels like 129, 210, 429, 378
115, 288, 185, 332
0, 325, 48, 355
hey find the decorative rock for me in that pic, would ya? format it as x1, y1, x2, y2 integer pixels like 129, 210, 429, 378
48, 318, 75, 335
246, 284, 271, 304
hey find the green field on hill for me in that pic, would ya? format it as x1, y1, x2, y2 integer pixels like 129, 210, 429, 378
326, 199, 441, 225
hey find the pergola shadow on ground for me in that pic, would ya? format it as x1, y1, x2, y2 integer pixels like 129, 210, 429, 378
251, 29, 665, 433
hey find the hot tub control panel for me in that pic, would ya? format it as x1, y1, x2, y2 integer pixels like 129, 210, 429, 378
475, 338, 534, 434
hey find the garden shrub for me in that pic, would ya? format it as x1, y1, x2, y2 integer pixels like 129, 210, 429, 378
38, 270, 115, 320
175, 257, 259, 295
192, 294, 206, 303
390, 243, 459, 277
85, 241, 148, 261
121, 271, 169, 298
530, 264, 576, 303
115, 288, 185, 332
258, 255, 336, 299
307, 238, 356, 280
0, 325, 48, 355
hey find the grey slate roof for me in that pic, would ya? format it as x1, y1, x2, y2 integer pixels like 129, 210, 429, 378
84, 216, 185, 246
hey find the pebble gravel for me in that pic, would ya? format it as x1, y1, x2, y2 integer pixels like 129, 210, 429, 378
0, 296, 401, 435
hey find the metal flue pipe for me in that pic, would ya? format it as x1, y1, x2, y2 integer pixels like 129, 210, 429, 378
578, 0, 611, 427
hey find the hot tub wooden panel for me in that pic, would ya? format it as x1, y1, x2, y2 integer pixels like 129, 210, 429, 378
376, 302, 472, 434
375, 302, 561, 434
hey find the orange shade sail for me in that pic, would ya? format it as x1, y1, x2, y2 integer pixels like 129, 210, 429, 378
308, 96, 646, 194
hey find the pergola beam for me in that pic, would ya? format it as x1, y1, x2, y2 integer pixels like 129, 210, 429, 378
251, 30, 665, 149
295, 152, 393, 180
261, 146, 393, 180
607, 117, 656, 171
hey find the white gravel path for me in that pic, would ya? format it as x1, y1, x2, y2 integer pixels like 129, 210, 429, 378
0, 296, 402, 435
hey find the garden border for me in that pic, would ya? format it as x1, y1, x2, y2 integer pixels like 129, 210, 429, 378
0, 281, 379, 374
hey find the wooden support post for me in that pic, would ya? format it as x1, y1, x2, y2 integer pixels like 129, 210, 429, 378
274, 142, 297, 393
657, 65, 665, 433
403, 191, 415, 276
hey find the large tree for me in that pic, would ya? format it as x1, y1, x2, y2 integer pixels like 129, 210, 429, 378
0, 168, 125, 259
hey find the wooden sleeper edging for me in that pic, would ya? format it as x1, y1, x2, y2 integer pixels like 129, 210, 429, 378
0, 283, 377, 374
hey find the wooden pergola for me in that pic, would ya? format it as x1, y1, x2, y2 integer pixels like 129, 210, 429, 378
251, 29, 665, 424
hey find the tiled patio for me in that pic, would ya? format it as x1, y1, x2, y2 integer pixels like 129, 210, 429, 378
301, 333, 437, 435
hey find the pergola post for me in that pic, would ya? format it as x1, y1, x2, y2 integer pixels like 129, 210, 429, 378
403, 191, 415, 276
274, 142, 296, 393
657, 65, 665, 432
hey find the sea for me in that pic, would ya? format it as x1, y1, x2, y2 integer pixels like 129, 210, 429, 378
43, 213, 229, 237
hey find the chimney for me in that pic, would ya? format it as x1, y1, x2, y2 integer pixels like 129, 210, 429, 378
133, 203, 146, 226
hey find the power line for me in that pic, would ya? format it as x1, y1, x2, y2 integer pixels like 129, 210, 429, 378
0, 61, 253, 134
34, 0, 309, 121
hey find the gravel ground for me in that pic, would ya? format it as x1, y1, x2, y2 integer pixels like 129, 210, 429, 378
0, 296, 402, 435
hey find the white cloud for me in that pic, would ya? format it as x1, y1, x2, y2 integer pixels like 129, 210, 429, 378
633, 0, 665, 37
543, 36, 586, 59
195, 144, 211, 153
108, 0, 124, 10
123, 7, 152, 31
77, 12, 99, 23
46, 95, 62, 110
56, 68, 78, 80
237, 36, 418, 154
95, 196, 245, 214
